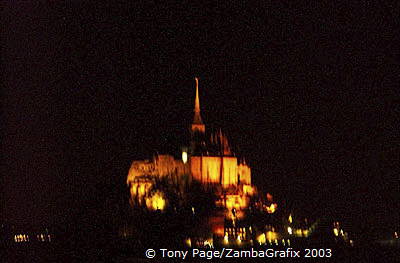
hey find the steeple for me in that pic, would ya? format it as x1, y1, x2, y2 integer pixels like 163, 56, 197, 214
191, 77, 205, 133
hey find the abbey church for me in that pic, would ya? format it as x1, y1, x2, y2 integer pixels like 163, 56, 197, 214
127, 78, 256, 211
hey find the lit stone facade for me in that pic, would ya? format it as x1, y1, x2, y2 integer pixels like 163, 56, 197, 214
127, 155, 190, 209
127, 78, 255, 210
190, 156, 246, 187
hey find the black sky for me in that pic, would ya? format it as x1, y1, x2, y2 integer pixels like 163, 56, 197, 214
2, 1, 398, 237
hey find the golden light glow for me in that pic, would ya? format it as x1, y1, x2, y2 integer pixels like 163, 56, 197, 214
145, 191, 166, 211
333, 228, 339, 236
243, 185, 255, 195
257, 233, 266, 244
287, 226, 293, 235
288, 214, 293, 223
15, 234, 31, 242
191, 154, 246, 188
224, 234, 229, 244
204, 239, 214, 248
266, 203, 277, 214
225, 194, 248, 210
214, 227, 224, 236
185, 238, 191, 247
182, 151, 188, 164
266, 231, 278, 241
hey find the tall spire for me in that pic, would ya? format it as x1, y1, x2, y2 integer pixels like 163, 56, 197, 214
191, 77, 205, 133
193, 77, 203, 124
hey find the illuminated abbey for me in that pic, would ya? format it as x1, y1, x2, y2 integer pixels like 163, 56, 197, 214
127, 78, 256, 211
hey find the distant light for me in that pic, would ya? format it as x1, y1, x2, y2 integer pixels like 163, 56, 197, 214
266, 203, 277, 214
287, 226, 293, 235
224, 234, 229, 244
295, 229, 303, 237
333, 228, 339, 236
266, 231, 277, 241
288, 214, 293, 223
145, 191, 166, 211
257, 233, 266, 245
204, 239, 214, 248
185, 238, 191, 247
182, 151, 188, 164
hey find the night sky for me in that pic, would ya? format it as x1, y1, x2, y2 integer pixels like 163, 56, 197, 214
2, 2, 398, 238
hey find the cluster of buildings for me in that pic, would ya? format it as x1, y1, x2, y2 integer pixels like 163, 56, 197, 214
126, 78, 256, 212
124, 78, 339, 248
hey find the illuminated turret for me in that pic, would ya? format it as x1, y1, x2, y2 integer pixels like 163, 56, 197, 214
191, 77, 205, 133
